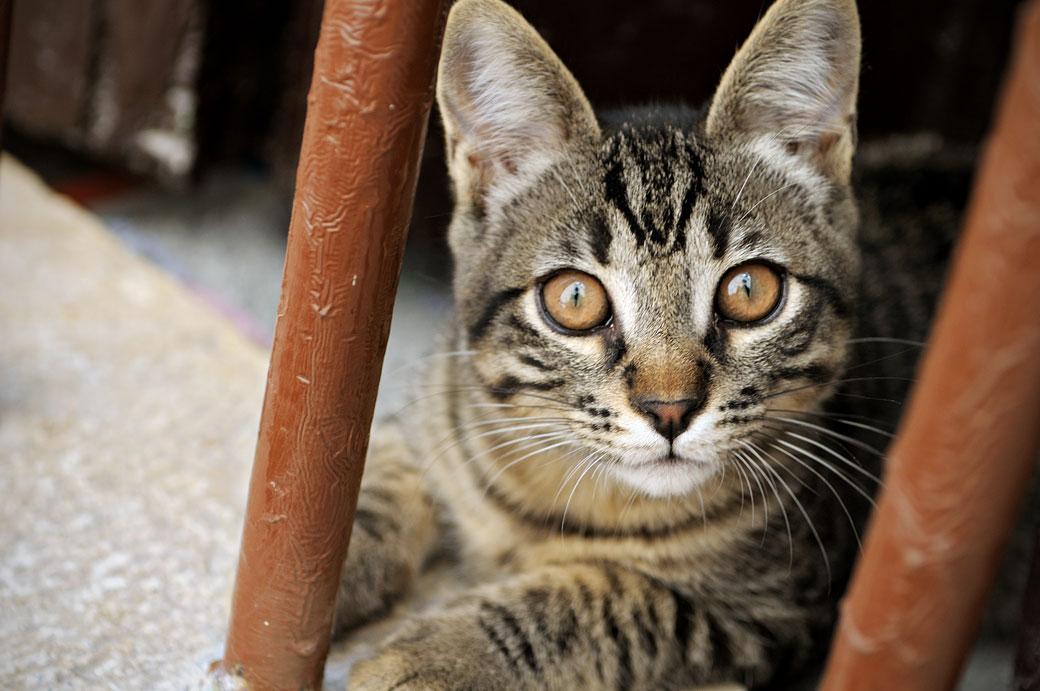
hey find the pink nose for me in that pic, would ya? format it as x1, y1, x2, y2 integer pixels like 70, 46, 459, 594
631, 397, 703, 441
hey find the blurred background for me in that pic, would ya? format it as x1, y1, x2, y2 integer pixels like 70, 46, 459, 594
6, 0, 1019, 179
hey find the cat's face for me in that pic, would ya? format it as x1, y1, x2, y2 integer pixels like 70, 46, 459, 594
438, 0, 861, 498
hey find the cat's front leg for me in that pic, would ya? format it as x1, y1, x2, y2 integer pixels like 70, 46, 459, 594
333, 425, 443, 635
349, 562, 795, 690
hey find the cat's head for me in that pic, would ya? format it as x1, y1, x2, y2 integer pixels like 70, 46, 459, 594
437, 0, 862, 498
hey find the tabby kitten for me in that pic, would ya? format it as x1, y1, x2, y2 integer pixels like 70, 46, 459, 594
336, 0, 942, 688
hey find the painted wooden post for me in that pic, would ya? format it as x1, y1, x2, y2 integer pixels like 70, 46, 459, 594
821, 2, 1040, 688
216, 0, 448, 688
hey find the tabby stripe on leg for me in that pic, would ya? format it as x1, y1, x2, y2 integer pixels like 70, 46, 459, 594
555, 601, 580, 656
480, 600, 540, 673
704, 608, 735, 671
521, 588, 564, 657
478, 611, 522, 675
668, 587, 697, 664
631, 600, 658, 660
601, 596, 634, 689
575, 580, 606, 680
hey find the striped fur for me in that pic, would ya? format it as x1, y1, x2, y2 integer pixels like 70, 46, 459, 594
338, 1, 965, 689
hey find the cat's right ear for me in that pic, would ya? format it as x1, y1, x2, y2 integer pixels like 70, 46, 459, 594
437, 0, 599, 212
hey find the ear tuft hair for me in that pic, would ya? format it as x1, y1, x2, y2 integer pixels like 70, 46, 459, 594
706, 0, 861, 181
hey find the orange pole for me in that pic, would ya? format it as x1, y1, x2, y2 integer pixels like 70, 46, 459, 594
821, 2, 1040, 689
217, 0, 448, 688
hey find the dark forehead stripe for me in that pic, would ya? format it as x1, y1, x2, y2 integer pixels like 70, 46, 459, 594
589, 213, 612, 265
630, 141, 672, 247
672, 180, 698, 255
601, 133, 704, 255
603, 143, 648, 247
672, 139, 705, 254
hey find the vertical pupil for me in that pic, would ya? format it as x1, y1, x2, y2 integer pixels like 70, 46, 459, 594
740, 273, 753, 298
562, 281, 585, 308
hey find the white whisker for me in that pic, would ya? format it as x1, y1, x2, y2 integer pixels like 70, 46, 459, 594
772, 439, 866, 550
736, 447, 785, 555
766, 416, 887, 460
481, 437, 581, 494
774, 436, 875, 504
766, 408, 894, 438
561, 455, 602, 533
747, 441, 832, 584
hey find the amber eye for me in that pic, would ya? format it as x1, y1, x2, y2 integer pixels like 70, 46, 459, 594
715, 262, 783, 323
540, 270, 611, 333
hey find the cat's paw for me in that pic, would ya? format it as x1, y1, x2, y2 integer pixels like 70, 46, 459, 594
348, 654, 461, 691
347, 614, 501, 691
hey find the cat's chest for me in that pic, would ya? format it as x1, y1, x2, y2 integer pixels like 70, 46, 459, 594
442, 480, 738, 586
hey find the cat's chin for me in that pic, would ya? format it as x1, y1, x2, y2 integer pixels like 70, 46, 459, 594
611, 455, 718, 499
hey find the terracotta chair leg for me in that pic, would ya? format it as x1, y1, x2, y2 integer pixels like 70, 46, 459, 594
821, 2, 1040, 689
215, 0, 448, 688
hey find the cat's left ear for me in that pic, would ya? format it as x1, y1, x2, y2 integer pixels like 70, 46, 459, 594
706, 0, 861, 182
437, 0, 600, 210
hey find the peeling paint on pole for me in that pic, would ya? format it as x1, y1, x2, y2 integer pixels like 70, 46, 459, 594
216, 0, 449, 688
